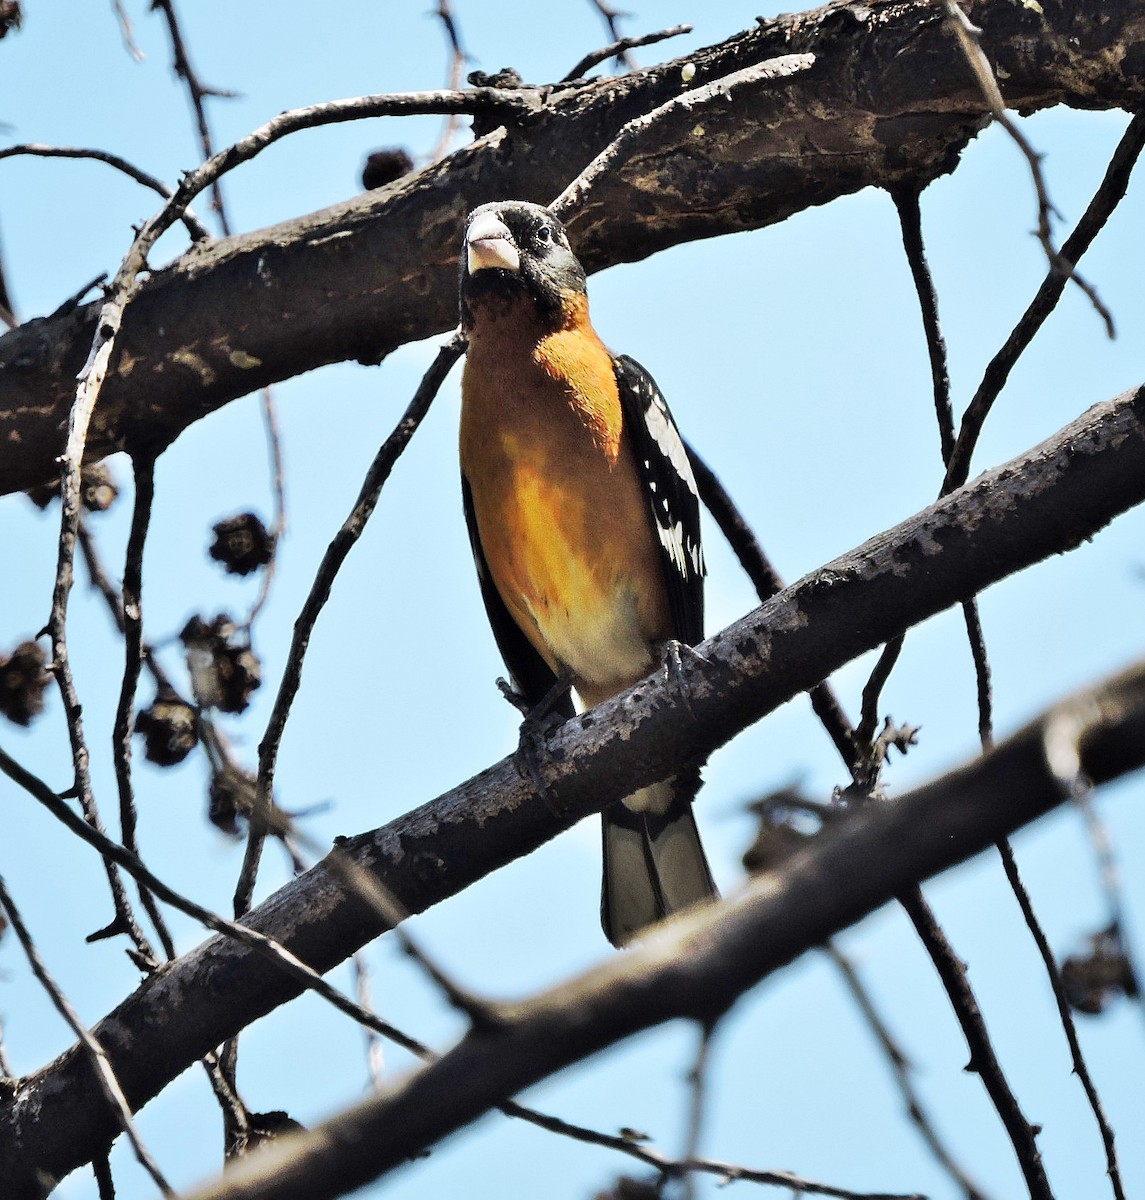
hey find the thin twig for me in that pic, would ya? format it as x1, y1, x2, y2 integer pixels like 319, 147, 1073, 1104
550, 54, 814, 218
0, 875, 173, 1195
0, 144, 209, 239
898, 888, 1052, 1200
112, 454, 176, 961
942, 109, 1145, 495
686, 445, 858, 772
353, 953, 385, 1089
427, 0, 468, 162
942, 1, 1113, 336
504, 1097, 925, 1200
827, 944, 993, 1200
255, 333, 464, 834
681, 1022, 715, 1200
563, 23, 692, 82
962, 599, 994, 749
856, 635, 903, 754
0, 744, 430, 1057
583, 0, 640, 72
994, 840, 1127, 1200
150, 0, 238, 231
892, 186, 954, 464
109, 0, 144, 62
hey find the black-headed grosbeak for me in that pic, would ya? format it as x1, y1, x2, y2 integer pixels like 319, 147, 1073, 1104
459, 200, 716, 946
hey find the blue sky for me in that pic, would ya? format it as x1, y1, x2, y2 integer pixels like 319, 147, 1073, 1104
2, 3, 1144, 1199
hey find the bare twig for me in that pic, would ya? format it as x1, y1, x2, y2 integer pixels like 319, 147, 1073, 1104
112, 454, 176, 961
550, 54, 815, 217
505, 1099, 927, 1200
681, 1022, 715, 1200
891, 186, 954, 464
427, 0, 468, 162
110, 0, 144, 61
583, 0, 639, 72
562, 23, 692, 82
942, 109, 1145, 495
0, 875, 173, 1195
240, 388, 287, 633
255, 333, 464, 837
942, 1, 1113, 335
685, 445, 858, 772
0, 144, 209, 239
855, 635, 903, 756
827, 944, 993, 1200
150, 0, 238, 231
0, 745, 430, 1058
353, 954, 385, 1089
994, 840, 1127, 1200
897, 888, 1052, 1200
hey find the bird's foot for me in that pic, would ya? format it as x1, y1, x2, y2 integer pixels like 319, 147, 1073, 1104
506, 675, 574, 818
655, 639, 706, 715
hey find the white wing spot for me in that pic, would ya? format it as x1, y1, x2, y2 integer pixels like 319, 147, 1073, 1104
657, 519, 689, 576
642, 397, 698, 497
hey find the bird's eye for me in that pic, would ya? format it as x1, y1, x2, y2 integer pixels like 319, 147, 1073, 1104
535, 224, 553, 245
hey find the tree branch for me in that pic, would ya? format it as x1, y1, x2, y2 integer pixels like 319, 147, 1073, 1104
1, 0, 1142, 493
184, 657, 1145, 1200
0, 382, 1142, 1195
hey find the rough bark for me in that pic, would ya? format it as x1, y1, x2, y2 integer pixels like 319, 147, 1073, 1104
187, 657, 1145, 1200
1, 382, 1142, 1198
1, 0, 1143, 493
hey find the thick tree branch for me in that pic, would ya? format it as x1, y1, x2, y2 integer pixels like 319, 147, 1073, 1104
1, 0, 1142, 493
187, 657, 1145, 1200
0, 382, 1142, 1196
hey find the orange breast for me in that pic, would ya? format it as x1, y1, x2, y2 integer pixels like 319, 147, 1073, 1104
460, 295, 670, 701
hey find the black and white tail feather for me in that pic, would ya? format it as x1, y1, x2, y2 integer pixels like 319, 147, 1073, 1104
601, 355, 715, 946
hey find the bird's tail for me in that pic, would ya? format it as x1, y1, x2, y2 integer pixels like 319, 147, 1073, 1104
600, 772, 716, 947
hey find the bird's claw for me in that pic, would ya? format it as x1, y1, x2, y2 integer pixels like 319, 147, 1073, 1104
515, 710, 567, 818
656, 639, 705, 714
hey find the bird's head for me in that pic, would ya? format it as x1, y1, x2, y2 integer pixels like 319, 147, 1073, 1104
459, 201, 586, 331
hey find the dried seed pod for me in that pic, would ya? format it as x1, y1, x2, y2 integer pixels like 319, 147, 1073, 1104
208, 764, 257, 835
209, 512, 274, 576
79, 461, 119, 512
180, 615, 262, 714
361, 147, 414, 190
25, 461, 119, 512
0, 640, 50, 726
135, 690, 199, 766
1061, 925, 1138, 1016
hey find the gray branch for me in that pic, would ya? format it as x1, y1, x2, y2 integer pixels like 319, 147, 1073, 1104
1, 382, 1143, 1197
183, 656, 1145, 1200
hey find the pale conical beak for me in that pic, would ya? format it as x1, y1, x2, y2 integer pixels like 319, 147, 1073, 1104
466, 212, 520, 275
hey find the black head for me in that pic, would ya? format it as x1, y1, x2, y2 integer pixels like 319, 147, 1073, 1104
459, 201, 586, 329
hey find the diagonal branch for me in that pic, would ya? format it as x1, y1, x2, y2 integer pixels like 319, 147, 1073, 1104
0, 382, 1142, 1196
183, 658, 1145, 1200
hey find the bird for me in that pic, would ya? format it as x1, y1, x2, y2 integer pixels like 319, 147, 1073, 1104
458, 199, 717, 946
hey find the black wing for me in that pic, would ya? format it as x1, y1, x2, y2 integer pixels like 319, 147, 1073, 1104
460, 474, 576, 719
613, 354, 704, 647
